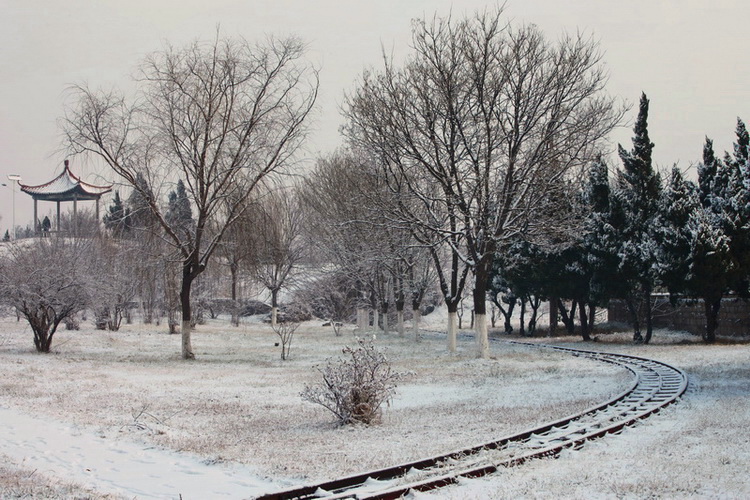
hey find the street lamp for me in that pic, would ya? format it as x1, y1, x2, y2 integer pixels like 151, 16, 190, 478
7, 174, 22, 240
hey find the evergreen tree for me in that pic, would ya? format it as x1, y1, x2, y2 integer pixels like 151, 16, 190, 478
726, 119, 750, 297
704, 119, 750, 298
697, 138, 719, 209
613, 93, 662, 343
583, 157, 622, 311
654, 168, 698, 299
103, 191, 131, 238
166, 180, 195, 239
2, 230, 9, 242
127, 173, 158, 231
685, 208, 733, 342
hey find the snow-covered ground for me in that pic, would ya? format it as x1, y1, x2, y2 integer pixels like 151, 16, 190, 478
0, 313, 748, 498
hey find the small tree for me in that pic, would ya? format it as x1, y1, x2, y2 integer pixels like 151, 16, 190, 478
89, 236, 140, 331
301, 340, 398, 425
272, 321, 299, 360
0, 238, 90, 352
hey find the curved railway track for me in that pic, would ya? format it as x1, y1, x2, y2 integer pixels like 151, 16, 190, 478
258, 342, 688, 500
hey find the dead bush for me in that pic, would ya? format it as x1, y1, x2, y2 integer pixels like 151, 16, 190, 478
301, 340, 398, 425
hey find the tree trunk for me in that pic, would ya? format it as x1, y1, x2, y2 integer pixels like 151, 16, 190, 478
180, 266, 196, 360
548, 296, 558, 336
412, 308, 421, 342
588, 305, 596, 332
475, 313, 489, 358
626, 296, 643, 343
519, 297, 527, 336
447, 308, 458, 352
358, 308, 367, 331
579, 302, 592, 341
395, 281, 405, 337
473, 286, 489, 358
271, 289, 279, 327
558, 299, 577, 335
528, 296, 541, 335
230, 261, 238, 301
704, 298, 721, 343
643, 287, 653, 344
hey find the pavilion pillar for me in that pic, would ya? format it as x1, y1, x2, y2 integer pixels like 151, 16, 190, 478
56, 201, 61, 232
73, 196, 78, 237
95, 198, 100, 229
33, 199, 38, 237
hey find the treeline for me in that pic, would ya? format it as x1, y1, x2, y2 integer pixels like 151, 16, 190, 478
490, 94, 750, 343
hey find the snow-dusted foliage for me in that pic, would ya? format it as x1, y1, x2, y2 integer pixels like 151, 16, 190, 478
611, 93, 662, 343
301, 340, 398, 425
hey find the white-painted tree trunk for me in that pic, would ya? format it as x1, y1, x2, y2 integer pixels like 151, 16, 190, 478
181, 320, 194, 359
382, 312, 389, 335
271, 306, 279, 327
447, 311, 457, 352
356, 308, 365, 331
412, 308, 421, 342
475, 313, 489, 359
397, 310, 405, 337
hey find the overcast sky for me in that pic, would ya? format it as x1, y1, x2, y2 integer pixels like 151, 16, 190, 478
1, 0, 748, 232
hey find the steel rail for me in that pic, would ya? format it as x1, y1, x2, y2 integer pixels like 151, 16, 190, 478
257, 342, 687, 500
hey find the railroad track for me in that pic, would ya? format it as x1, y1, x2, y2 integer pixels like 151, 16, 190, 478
258, 342, 688, 500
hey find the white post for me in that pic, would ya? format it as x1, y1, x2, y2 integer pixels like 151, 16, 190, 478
7, 174, 22, 240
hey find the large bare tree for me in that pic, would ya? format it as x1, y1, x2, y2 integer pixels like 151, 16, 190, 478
63, 34, 318, 359
344, 9, 623, 357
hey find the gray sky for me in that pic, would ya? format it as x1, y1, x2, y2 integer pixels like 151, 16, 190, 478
1, 0, 748, 233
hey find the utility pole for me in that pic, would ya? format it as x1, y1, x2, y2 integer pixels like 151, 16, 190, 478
7, 174, 22, 240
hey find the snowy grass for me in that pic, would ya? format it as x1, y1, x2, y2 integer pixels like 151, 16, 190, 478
0, 315, 748, 498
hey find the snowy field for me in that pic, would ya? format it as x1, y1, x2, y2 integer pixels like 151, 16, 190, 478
0, 312, 748, 499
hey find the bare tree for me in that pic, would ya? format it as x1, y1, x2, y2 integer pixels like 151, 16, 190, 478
63, 33, 318, 359
272, 321, 299, 360
89, 235, 140, 331
249, 185, 306, 327
344, 9, 623, 357
0, 238, 90, 352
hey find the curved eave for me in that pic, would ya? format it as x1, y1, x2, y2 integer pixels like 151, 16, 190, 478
21, 184, 112, 202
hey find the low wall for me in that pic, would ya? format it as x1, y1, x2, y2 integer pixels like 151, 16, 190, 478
608, 296, 750, 337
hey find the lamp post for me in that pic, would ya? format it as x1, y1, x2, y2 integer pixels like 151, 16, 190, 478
7, 174, 22, 240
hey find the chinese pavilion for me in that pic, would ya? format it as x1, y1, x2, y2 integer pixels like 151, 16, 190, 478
20, 159, 113, 235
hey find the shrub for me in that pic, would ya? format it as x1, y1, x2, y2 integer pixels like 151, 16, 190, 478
301, 340, 398, 425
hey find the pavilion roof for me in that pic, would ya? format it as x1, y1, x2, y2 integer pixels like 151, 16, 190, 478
20, 160, 112, 202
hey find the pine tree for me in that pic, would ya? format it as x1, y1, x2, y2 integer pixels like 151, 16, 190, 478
584, 157, 621, 309
686, 208, 733, 342
127, 173, 157, 231
727, 119, 750, 296
697, 138, 719, 209
166, 180, 194, 239
103, 191, 130, 238
613, 93, 662, 343
2, 229, 9, 242
654, 168, 698, 299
